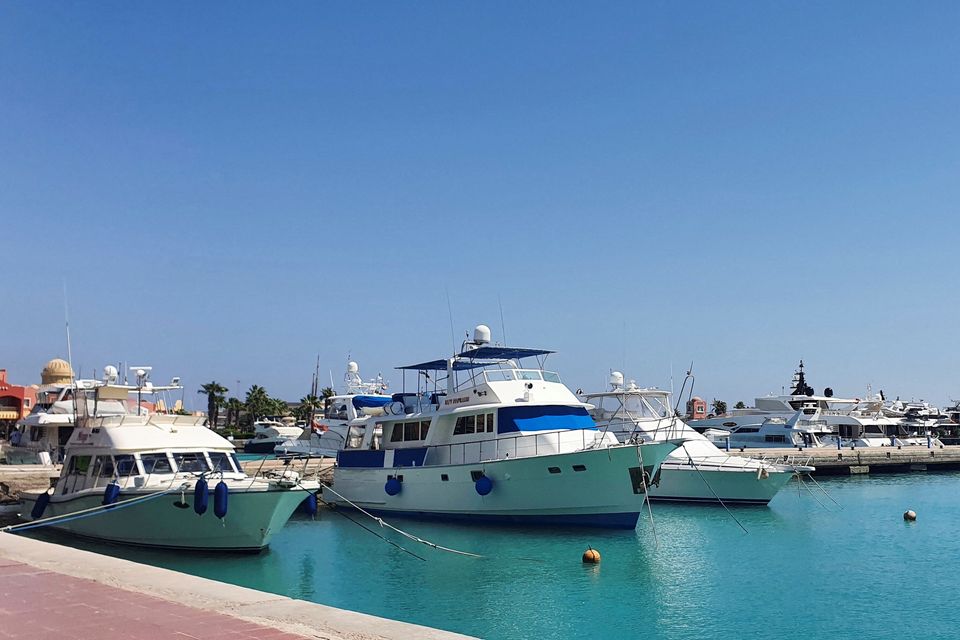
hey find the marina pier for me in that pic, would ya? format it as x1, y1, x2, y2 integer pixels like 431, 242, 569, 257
730, 445, 960, 475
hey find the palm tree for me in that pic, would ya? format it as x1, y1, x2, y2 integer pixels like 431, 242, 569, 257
224, 397, 243, 427
320, 386, 335, 410
711, 399, 728, 416
198, 381, 228, 427
244, 385, 271, 423
295, 394, 322, 421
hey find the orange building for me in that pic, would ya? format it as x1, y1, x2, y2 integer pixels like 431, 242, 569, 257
0, 369, 37, 438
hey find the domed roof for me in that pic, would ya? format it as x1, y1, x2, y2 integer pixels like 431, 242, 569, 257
41, 358, 74, 385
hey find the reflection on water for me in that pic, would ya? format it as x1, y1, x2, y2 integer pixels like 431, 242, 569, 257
21, 472, 960, 639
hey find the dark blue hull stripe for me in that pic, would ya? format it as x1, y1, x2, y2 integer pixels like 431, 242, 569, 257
339, 507, 640, 529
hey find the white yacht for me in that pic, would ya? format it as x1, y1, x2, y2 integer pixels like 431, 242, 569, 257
702, 402, 829, 449
582, 373, 806, 505
243, 419, 304, 454
690, 361, 916, 447
275, 362, 391, 458
323, 326, 681, 529
18, 371, 318, 552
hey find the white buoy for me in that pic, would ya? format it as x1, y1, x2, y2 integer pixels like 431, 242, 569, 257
903, 510, 917, 521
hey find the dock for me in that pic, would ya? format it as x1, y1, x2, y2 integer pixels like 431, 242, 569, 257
0, 532, 475, 640
729, 444, 960, 475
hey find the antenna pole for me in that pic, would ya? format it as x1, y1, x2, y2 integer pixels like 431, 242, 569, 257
498, 295, 507, 345
445, 288, 456, 355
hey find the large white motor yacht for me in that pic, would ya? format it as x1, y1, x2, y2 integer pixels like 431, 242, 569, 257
243, 418, 304, 454
323, 326, 681, 529
18, 368, 318, 552
583, 373, 807, 505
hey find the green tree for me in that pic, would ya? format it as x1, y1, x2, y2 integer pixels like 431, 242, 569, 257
321, 386, 335, 410
711, 399, 728, 416
244, 385, 271, 423
294, 394, 323, 421
198, 381, 228, 427
224, 397, 244, 427
734, 401, 746, 410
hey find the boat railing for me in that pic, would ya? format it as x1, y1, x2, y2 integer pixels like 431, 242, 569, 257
426, 428, 610, 466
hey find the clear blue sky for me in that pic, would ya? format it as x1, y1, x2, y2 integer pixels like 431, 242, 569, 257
2, 2, 958, 409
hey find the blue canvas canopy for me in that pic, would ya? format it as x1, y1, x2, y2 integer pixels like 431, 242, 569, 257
397, 346, 554, 372
352, 395, 393, 410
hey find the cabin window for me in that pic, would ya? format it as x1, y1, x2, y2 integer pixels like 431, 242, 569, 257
548, 466, 561, 474
441, 474, 449, 481
543, 371, 562, 383
67, 455, 92, 475
734, 427, 760, 433
230, 453, 243, 474
390, 424, 404, 442
90, 456, 115, 482
404, 421, 419, 441
115, 455, 137, 476
140, 453, 174, 474
764, 435, 786, 443
572, 464, 587, 472
420, 420, 431, 439
518, 370, 542, 381
207, 452, 235, 473
175, 452, 210, 473
485, 414, 494, 432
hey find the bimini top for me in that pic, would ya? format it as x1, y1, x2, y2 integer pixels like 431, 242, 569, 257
397, 346, 555, 372
351, 395, 393, 410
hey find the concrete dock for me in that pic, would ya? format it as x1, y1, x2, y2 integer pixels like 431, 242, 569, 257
729, 444, 960, 475
0, 533, 475, 640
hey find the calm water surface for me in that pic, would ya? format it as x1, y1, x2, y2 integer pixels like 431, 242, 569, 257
31, 473, 960, 639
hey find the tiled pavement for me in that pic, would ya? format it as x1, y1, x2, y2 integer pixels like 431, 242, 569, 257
0, 559, 309, 640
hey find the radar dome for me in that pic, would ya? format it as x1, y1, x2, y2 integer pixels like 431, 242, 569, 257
609, 371, 624, 389
347, 361, 359, 374
41, 358, 74, 385
473, 324, 491, 345
103, 365, 119, 382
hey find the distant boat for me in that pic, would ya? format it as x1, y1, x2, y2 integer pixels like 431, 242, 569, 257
323, 325, 681, 529
275, 361, 391, 458
243, 419, 304, 453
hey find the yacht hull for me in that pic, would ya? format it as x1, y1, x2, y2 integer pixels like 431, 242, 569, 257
650, 462, 795, 505
18, 486, 311, 552
326, 442, 677, 529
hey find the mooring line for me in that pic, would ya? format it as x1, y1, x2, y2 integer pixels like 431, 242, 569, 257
304, 482, 483, 559
683, 445, 748, 534
804, 473, 843, 509
1, 485, 186, 534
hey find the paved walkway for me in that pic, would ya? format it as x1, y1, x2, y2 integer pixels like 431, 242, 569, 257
0, 558, 307, 640
0, 533, 475, 640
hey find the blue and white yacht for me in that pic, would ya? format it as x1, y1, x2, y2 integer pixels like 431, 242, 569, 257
323, 326, 680, 529
275, 362, 391, 458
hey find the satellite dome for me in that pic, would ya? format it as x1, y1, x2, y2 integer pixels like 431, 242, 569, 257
473, 324, 491, 345
609, 371, 624, 389
41, 358, 74, 385
103, 365, 119, 383
347, 361, 359, 374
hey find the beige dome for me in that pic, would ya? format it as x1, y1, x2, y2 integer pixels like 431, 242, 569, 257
41, 358, 74, 385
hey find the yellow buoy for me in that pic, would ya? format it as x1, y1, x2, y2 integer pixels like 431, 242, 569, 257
903, 510, 917, 521
582, 547, 601, 564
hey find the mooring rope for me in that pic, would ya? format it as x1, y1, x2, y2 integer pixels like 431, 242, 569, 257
682, 444, 748, 534
1, 484, 187, 534
313, 482, 483, 558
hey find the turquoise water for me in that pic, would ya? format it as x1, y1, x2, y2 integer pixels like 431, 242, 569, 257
29, 473, 960, 639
